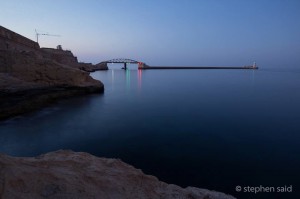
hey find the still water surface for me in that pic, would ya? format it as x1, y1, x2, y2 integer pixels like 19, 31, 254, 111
1, 67, 300, 198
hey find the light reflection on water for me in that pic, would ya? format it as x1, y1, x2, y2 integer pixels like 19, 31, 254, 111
138, 69, 142, 89
126, 69, 130, 89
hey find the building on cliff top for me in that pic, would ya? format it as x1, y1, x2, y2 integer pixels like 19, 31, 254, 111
0, 26, 40, 51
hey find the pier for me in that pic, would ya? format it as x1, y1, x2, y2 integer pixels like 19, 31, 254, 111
99, 58, 258, 70
142, 66, 258, 70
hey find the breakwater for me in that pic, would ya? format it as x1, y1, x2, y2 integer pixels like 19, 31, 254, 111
142, 66, 258, 70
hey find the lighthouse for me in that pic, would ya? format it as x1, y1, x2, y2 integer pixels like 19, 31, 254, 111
253, 61, 257, 69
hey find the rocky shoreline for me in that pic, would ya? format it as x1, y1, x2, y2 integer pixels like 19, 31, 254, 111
1, 25, 108, 120
0, 26, 236, 198
0, 150, 236, 199
0, 49, 104, 120
0, 85, 102, 120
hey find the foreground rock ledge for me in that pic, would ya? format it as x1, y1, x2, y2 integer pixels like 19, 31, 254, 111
0, 150, 236, 199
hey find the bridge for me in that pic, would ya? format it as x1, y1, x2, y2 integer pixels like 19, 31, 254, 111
100, 58, 146, 70
99, 58, 258, 70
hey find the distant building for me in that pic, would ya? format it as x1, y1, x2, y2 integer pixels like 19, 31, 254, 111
253, 61, 257, 69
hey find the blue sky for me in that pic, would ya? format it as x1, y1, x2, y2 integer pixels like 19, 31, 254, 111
1, 0, 300, 67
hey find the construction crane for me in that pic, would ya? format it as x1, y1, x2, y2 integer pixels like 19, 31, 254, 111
35, 29, 60, 43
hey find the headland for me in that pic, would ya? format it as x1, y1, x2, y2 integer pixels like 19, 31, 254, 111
0, 26, 107, 120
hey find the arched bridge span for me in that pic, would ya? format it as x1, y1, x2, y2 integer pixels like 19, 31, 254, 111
100, 58, 146, 69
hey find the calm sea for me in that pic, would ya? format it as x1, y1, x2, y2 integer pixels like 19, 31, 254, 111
1, 66, 299, 198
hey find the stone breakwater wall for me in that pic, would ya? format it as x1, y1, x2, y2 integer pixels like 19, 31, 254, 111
0, 150, 236, 199
0, 26, 108, 71
0, 26, 40, 52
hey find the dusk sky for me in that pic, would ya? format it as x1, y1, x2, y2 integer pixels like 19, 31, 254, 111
1, 0, 300, 68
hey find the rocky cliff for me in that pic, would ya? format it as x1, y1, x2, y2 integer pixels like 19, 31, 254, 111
78, 62, 108, 72
0, 50, 104, 120
0, 150, 236, 199
40, 47, 108, 72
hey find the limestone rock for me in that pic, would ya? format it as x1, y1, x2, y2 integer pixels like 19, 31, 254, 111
0, 50, 104, 120
0, 26, 106, 120
0, 50, 102, 89
0, 150, 236, 199
94, 62, 109, 71
77, 62, 108, 72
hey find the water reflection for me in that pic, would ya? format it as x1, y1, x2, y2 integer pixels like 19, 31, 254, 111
104, 67, 142, 91
251, 69, 256, 86
126, 69, 130, 89
1, 69, 300, 199
111, 70, 115, 90
138, 69, 142, 89
111, 69, 114, 82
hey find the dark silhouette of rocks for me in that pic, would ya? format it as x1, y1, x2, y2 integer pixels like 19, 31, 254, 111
0, 49, 104, 120
0, 150, 236, 199
40, 47, 108, 72
0, 26, 105, 120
